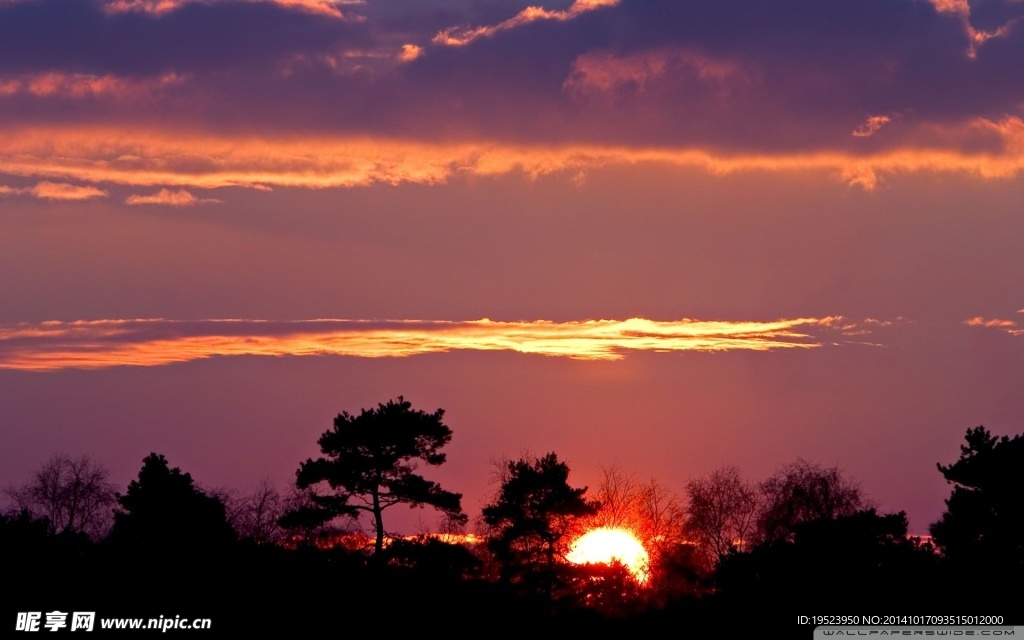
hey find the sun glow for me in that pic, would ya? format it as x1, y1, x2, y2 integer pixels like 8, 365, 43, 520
567, 528, 650, 582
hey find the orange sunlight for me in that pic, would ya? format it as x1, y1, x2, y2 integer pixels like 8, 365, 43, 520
2, 118, 1024, 194
0, 316, 875, 371
567, 527, 650, 583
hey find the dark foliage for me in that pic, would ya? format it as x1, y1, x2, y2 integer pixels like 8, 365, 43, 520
563, 560, 644, 616
5, 454, 115, 539
684, 465, 759, 566
107, 453, 236, 555
6, 429, 1024, 634
380, 537, 483, 582
716, 509, 940, 610
757, 458, 864, 543
482, 452, 600, 603
931, 426, 1024, 572
287, 397, 466, 553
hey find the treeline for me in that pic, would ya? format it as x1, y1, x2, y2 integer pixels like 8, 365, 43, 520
3, 399, 1022, 633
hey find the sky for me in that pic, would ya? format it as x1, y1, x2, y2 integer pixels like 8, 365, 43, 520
2, 0, 1024, 536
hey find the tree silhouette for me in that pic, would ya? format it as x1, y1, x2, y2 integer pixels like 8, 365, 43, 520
1, 508, 97, 604
108, 453, 235, 554
218, 479, 285, 545
289, 397, 466, 553
590, 467, 686, 556
585, 467, 689, 601
757, 459, 863, 542
381, 536, 483, 582
930, 426, 1024, 570
6, 453, 115, 540
482, 452, 599, 603
685, 465, 760, 567
564, 559, 643, 615
717, 509, 936, 609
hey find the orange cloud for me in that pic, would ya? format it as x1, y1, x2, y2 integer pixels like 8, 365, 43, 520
965, 316, 1024, 335
928, 0, 1018, 58
829, 317, 909, 337
0, 316, 885, 371
125, 188, 221, 206
929, 0, 969, 15
0, 72, 186, 100
1, 181, 110, 201
852, 115, 892, 138
563, 48, 749, 97
398, 44, 423, 63
103, 0, 353, 18
104, 0, 181, 13
31, 182, 108, 200
1, 117, 1024, 193
434, 0, 619, 47
269, 0, 353, 18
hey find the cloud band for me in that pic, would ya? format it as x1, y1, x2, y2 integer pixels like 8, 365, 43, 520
0, 316, 873, 371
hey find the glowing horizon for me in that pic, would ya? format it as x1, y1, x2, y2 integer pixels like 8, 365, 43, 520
567, 527, 651, 583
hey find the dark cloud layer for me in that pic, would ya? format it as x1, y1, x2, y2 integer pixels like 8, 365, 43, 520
2, 0, 1022, 154
0, 0, 371, 75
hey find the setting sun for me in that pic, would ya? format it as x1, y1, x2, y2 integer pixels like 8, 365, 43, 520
567, 527, 650, 582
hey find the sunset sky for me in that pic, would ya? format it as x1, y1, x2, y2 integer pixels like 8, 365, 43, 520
2, 0, 1024, 535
